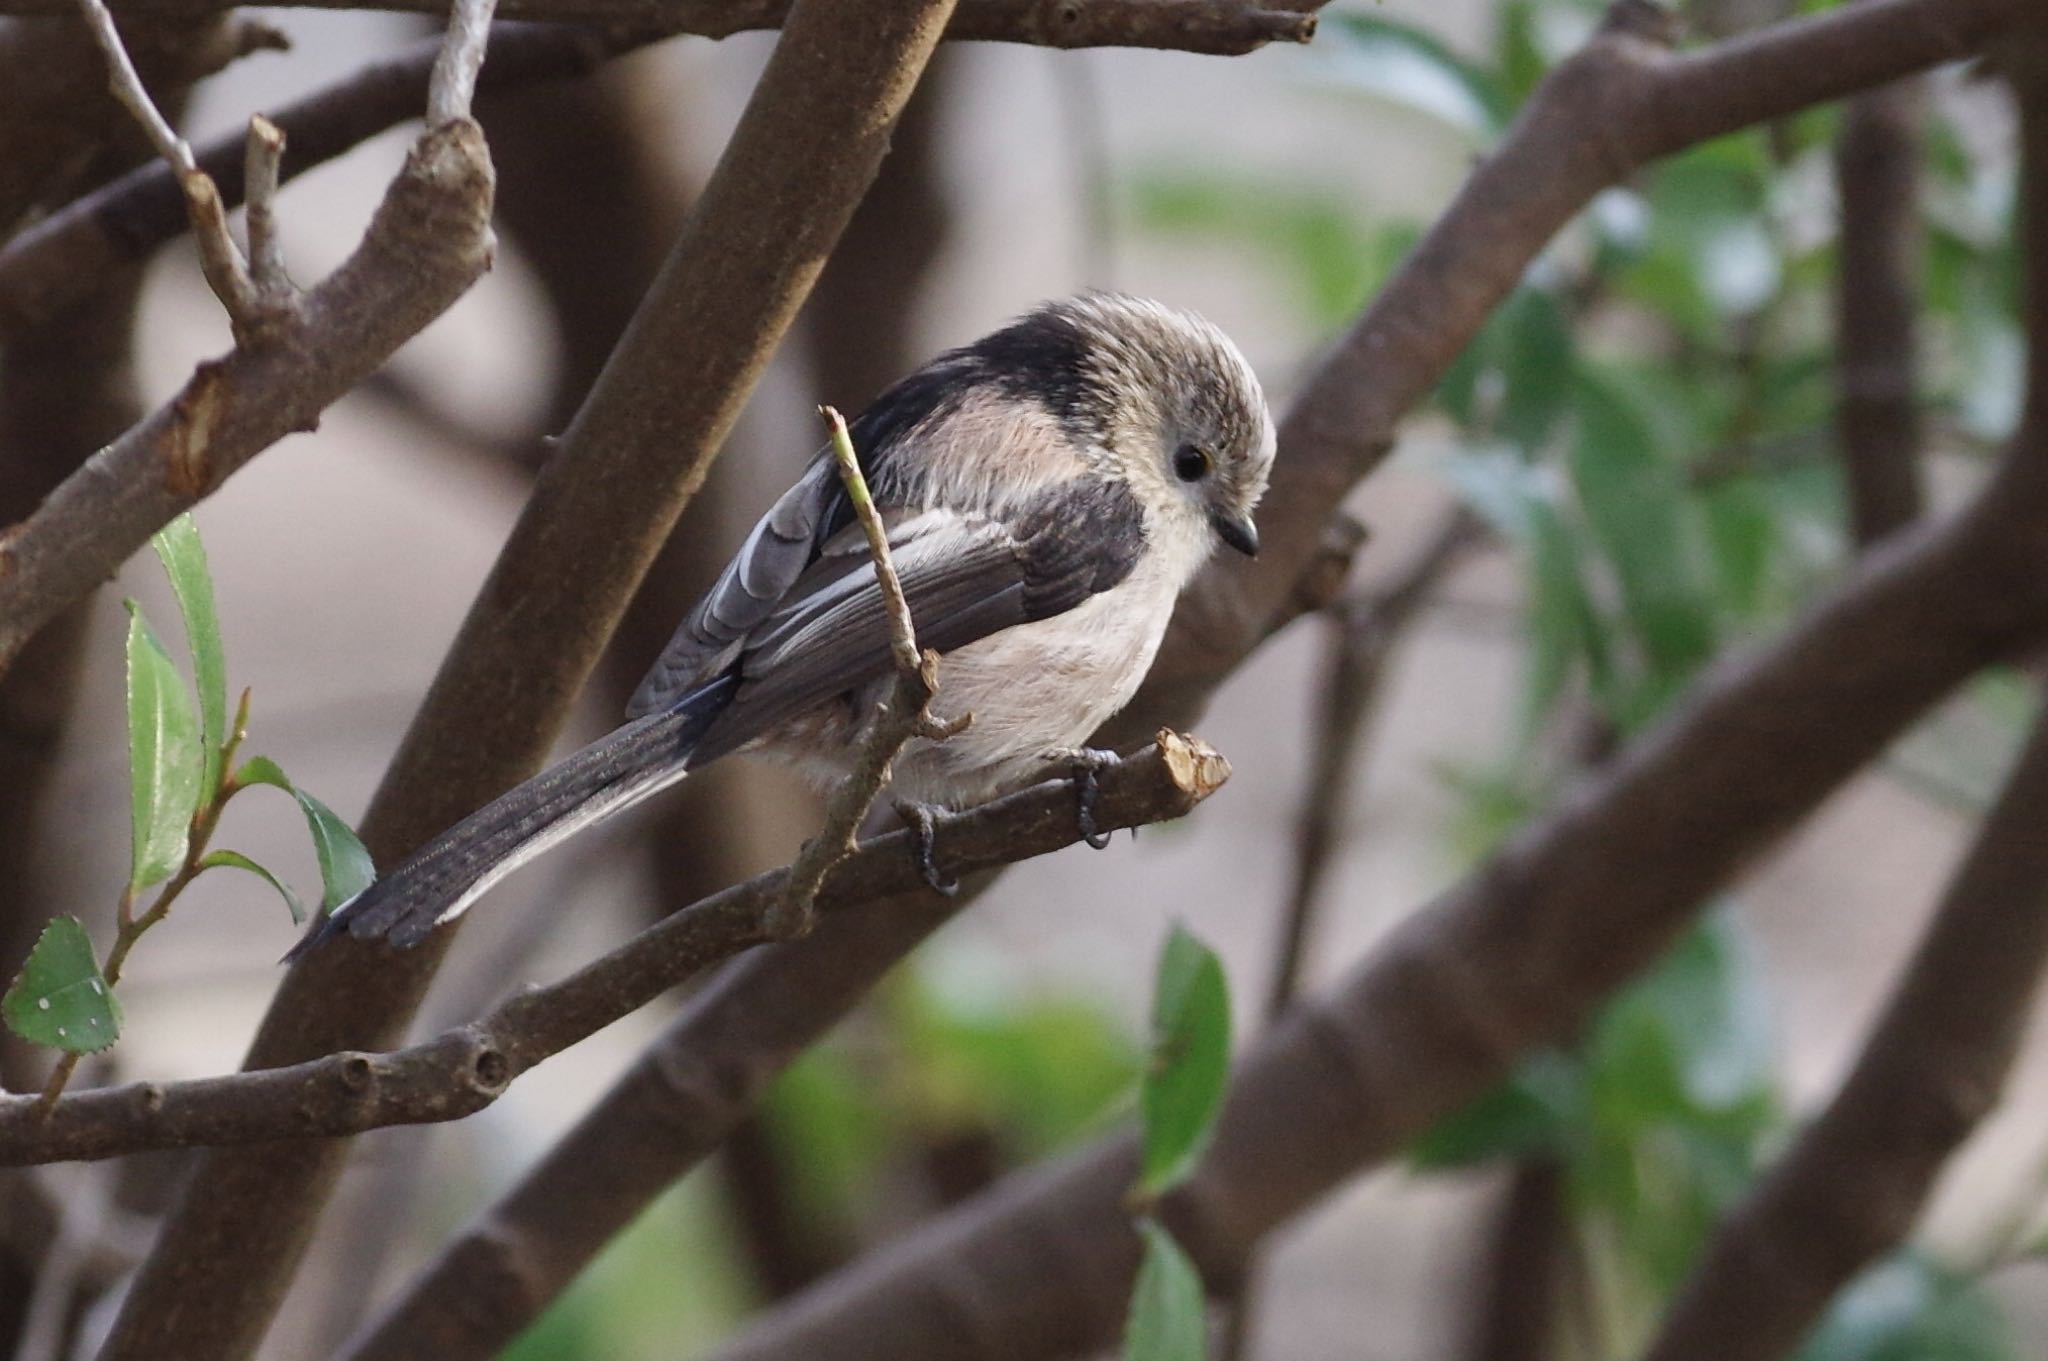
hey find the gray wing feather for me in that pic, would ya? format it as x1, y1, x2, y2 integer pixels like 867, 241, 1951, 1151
627, 458, 840, 717
689, 513, 1033, 762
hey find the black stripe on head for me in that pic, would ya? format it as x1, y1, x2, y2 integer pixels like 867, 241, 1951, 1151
967, 305, 1113, 446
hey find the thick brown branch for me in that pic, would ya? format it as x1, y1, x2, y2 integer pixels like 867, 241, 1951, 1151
0, 736, 1224, 1166
95, 5, 960, 1359
0, 0, 1318, 54
1835, 70, 1927, 546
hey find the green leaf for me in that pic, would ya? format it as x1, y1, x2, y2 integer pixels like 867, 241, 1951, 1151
1321, 14, 1513, 141
295, 790, 375, 911
1121, 1219, 1206, 1361
125, 603, 203, 893
198, 849, 308, 924
1497, 287, 1577, 455
3, 917, 121, 1053
1138, 925, 1231, 1197
150, 514, 227, 801
1570, 369, 1717, 689
234, 757, 376, 910
1410, 1051, 1583, 1169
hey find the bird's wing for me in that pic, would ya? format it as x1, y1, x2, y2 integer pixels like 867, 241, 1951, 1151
688, 478, 1146, 762
627, 457, 842, 717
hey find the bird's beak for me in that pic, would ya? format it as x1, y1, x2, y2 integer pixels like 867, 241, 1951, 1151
1211, 511, 1259, 558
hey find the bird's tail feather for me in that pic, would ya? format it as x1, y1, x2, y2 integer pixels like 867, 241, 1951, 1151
287, 678, 736, 959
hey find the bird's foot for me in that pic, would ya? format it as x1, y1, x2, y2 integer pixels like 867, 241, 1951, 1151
1042, 746, 1122, 849
894, 800, 958, 896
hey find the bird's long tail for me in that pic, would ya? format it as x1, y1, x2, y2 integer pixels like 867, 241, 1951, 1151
287, 677, 737, 959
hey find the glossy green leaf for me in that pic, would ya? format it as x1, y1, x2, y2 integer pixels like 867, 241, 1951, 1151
199, 849, 308, 924
1138, 925, 1231, 1197
150, 514, 227, 800
1322, 14, 1512, 141
125, 603, 203, 893
234, 756, 376, 910
3, 917, 120, 1053
1121, 1219, 1206, 1361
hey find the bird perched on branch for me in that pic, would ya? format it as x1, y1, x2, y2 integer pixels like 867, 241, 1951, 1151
295, 293, 1275, 955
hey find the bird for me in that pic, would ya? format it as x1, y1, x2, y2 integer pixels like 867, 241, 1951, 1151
295, 293, 1275, 955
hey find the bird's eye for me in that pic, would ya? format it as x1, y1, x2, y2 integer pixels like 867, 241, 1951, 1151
1173, 445, 1211, 483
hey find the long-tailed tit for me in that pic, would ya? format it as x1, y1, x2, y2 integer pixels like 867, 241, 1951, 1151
300, 293, 1275, 954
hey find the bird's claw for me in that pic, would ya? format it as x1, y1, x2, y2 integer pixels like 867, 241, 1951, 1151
1044, 747, 1120, 849
895, 800, 958, 896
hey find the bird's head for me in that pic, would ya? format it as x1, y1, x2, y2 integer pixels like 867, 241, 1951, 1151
975, 293, 1276, 562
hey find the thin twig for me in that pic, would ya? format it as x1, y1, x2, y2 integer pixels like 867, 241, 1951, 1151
71, 0, 266, 332
242, 114, 289, 296
771, 407, 966, 935
0, 733, 1226, 1166
426, 0, 500, 126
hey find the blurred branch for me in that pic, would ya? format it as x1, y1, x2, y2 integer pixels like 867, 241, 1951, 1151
1640, 50, 2048, 1361
0, 737, 1225, 1166
95, 5, 964, 1359
0, 0, 1319, 53
1835, 67, 1927, 546
1644, 693, 2048, 1360
0, 3, 502, 676
1120, 0, 2036, 741
1457, 1162, 1569, 1361
0, 23, 624, 339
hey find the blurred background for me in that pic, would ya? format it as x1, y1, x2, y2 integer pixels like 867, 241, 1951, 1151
10, 0, 2048, 1357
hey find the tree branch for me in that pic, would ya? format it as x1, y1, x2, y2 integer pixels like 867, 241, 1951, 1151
1835, 65, 1927, 546
1643, 694, 2048, 1360
0, 0, 1318, 54
92, 4, 962, 1359
0, 736, 1224, 1166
